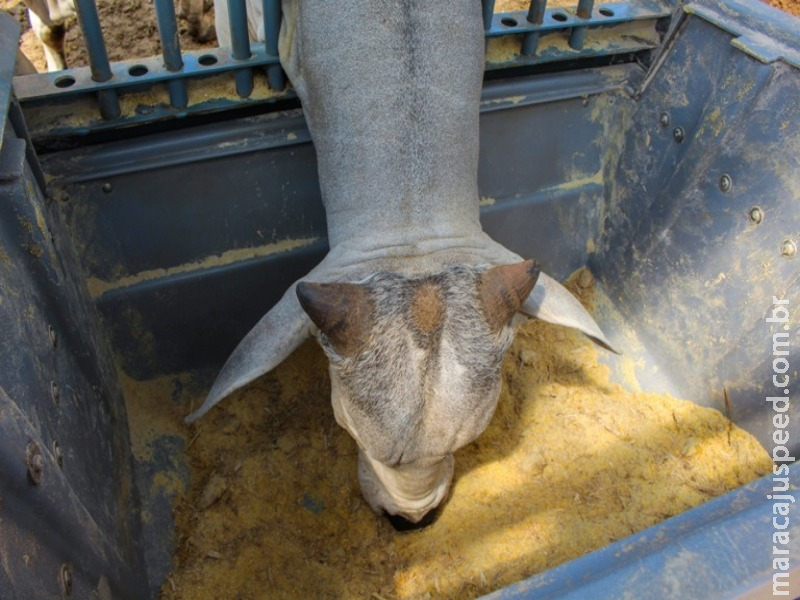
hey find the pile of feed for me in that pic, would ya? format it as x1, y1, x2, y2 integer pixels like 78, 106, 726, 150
125, 271, 772, 600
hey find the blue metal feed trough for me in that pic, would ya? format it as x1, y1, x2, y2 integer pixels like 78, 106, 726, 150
1, 0, 799, 597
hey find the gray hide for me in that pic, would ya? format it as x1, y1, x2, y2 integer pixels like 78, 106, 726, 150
193, 0, 615, 523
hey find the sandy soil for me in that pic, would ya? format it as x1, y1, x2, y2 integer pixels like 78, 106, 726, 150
5, 0, 798, 74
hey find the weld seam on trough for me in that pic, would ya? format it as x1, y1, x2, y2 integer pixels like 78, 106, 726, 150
633, 9, 689, 100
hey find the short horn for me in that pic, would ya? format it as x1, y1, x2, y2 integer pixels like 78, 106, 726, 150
480, 259, 541, 332
296, 281, 374, 356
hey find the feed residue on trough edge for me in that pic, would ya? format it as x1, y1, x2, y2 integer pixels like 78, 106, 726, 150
121, 268, 772, 600
87, 237, 318, 298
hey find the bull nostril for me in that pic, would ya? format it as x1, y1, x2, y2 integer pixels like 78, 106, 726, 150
384, 506, 442, 532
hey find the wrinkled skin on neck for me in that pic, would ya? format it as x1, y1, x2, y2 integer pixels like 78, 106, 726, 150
187, 0, 616, 525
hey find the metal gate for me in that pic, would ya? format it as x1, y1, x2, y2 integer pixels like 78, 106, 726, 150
11, 0, 673, 139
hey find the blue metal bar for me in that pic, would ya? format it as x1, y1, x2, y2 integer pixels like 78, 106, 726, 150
569, 0, 596, 49
154, 0, 188, 108
14, 2, 671, 103
522, 0, 548, 56
482, 0, 496, 32
73, 0, 120, 119
228, 0, 254, 98
263, 0, 285, 90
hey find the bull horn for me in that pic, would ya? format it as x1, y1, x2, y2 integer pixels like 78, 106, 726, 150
296, 281, 374, 357
184, 286, 312, 423
480, 259, 541, 332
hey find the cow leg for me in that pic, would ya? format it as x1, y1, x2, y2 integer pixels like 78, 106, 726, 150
184, 0, 216, 43
28, 9, 67, 72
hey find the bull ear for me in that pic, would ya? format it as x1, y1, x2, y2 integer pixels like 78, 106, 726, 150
296, 282, 374, 357
185, 287, 312, 423
480, 259, 541, 332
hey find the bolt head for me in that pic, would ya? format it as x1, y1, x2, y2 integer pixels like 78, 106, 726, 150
672, 127, 685, 143
53, 440, 63, 468
781, 240, 797, 258
659, 112, 670, 127
26, 441, 44, 485
749, 207, 763, 224
719, 174, 732, 192
61, 564, 73, 595
102, 182, 113, 193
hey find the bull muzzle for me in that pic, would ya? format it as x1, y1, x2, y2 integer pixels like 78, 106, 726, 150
357, 450, 454, 529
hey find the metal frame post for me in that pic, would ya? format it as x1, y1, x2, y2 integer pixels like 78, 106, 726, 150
73, 0, 120, 119
154, 0, 188, 108
569, 0, 596, 49
228, 0, 254, 98
263, 0, 285, 90
522, 0, 548, 56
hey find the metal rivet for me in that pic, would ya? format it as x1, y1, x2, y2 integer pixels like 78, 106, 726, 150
719, 174, 732, 192
48, 325, 58, 348
51, 381, 60, 405
672, 127, 685, 143
50, 189, 70, 204
61, 564, 73, 595
53, 440, 63, 468
102, 182, 113, 193
26, 441, 44, 485
781, 240, 797, 258
659, 112, 670, 127
749, 207, 763, 224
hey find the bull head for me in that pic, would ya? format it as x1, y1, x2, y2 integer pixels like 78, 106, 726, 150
294, 261, 539, 523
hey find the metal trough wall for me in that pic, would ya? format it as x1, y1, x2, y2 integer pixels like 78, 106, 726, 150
12, 0, 672, 138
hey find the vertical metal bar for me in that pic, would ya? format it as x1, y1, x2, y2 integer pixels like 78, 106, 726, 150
154, 0, 188, 108
522, 0, 547, 56
73, 0, 120, 119
228, 0, 254, 98
263, 0, 285, 90
568, 0, 595, 49
481, 0, 496, 33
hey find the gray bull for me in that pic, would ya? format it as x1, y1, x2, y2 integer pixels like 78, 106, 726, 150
191, 0, 614, 525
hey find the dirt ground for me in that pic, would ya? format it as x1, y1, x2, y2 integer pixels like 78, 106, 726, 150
124, 270, 772, 600
4, 0, 799, 73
